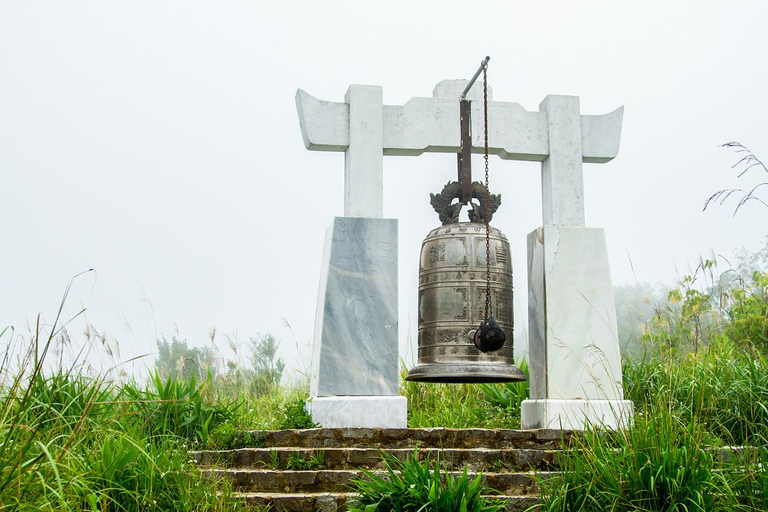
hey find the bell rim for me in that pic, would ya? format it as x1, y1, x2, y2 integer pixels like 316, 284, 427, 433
405, 362, 526, 383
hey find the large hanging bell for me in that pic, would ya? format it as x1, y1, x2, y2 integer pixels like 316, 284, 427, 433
406, 182, 526, 383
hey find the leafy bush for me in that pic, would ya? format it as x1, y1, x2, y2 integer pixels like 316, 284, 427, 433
123, 370, 236, 445
725, 271, 768, 355
349, 450, 502, 512
478, 358, 529, 411
279, 396, 317, 429
638, 260, 726, 354
208, 421, 266, 450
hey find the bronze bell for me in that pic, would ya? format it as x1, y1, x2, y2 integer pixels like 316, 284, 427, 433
406, 181, 526, 383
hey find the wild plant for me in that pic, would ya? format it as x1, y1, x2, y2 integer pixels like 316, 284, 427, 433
286, 450, 325, 470
401, 361, 526, 428
0, 277, 242, 511
278, 395, 316, 429
540, 402, 717, 511
626, 267, 768, 445
122, 369, 236, 445
349, 449, 502, 512
478, 358, 529, 411
722, 444, 768, 510
724, 270, 768, 356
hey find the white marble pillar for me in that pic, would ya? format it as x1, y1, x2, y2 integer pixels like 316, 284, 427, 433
344, 85, 383, 218
540, 95, 585, 226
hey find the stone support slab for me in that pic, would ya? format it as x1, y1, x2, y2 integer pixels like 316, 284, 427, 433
306, 396, 407, 429
521, 226, 633, 430
311, 217, 399, 400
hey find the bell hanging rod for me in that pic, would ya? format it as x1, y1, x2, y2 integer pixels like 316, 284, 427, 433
460, 56, 490, 99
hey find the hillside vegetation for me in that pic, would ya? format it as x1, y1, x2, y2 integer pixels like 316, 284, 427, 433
1, 255, 767, 510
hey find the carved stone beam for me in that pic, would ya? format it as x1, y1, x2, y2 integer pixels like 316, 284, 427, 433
296, 80, 624, 225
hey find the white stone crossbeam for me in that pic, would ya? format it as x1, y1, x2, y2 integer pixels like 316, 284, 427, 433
296, 80, 623, 225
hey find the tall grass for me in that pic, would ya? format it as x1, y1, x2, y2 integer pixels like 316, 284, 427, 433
541, 400, 718, 511
540, 269, 768, 511
624, 340, 768, 446
400, 361, 528, 429
0, 299, 242, 510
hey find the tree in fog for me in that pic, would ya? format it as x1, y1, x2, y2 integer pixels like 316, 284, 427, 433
249, 333, 285, 396
155, 336, 218, 380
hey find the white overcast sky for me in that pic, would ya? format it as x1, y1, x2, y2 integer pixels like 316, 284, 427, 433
1, 1, 767, 376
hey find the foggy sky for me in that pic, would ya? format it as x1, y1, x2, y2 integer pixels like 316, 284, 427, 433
1, 1, 767, 377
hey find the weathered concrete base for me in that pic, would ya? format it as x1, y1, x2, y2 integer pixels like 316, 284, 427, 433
521, 399, 634, 430
307, 396, 407, 429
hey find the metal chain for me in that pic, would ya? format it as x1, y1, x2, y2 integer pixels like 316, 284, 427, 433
483, 64, 493, 319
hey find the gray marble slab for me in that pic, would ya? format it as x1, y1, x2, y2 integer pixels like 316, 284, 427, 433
311, 217, 399, 396
523, 226, 632, 430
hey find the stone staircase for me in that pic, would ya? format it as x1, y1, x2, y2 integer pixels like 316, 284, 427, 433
191, 428, 575, 512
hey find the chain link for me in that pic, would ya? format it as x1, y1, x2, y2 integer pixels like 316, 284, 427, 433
483, 64, 493, 319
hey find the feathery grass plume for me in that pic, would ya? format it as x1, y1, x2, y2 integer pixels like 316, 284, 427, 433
704, 142, 768, 215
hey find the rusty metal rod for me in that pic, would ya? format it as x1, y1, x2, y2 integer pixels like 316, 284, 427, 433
460, 56, 490, 99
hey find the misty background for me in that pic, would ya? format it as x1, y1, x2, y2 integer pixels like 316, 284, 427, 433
1, 1, 766, 380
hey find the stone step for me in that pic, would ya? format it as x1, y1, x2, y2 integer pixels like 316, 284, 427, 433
227, 428, 576, 450
192, 446, 561, 472
206, 468, 552, 495
231, 492, 540, 512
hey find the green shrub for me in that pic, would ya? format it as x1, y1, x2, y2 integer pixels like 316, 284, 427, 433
123, 370, 236, 445
725, 271, 768, 355
208, 421, 266, 450
478, 358, 529, 411
279, 396, 317, 429
349, 450, 502, 512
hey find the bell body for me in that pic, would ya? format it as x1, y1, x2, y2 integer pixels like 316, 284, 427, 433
406, 222, 526, 383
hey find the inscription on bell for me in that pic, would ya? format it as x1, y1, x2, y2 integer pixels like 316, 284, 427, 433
454, 287, 468, 320
496, 244, 508, 264
429, 244, 446, 263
